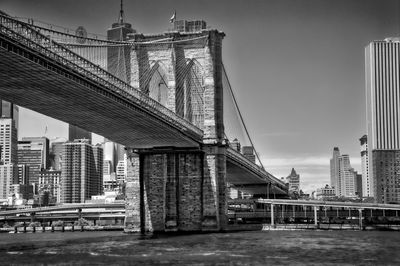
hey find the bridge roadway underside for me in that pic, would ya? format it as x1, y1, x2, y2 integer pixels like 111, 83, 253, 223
226, 160, 287, 197
0, 46, 199, 148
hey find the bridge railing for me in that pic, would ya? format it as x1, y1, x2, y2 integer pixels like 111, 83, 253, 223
226, 147, 287, 190
0, 14, 203, 139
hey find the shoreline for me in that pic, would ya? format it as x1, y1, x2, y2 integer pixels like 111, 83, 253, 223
2, 222, 400, 235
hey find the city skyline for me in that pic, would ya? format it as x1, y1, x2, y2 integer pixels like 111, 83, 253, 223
2, 0, 400, 193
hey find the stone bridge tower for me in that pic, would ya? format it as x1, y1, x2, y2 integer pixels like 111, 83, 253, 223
124, 29, 227, 232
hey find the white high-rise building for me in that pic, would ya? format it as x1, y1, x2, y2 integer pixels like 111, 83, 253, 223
338, 155, 356, 198
366, 37, 400, 203
0, 118, 17, 165
0, 118, 18, 199
330, 147, 357, 198
0, 164, 17, 199
103, 141, 116, 172
116, 154, 127, 183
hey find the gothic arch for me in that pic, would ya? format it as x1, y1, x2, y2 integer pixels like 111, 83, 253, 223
183, 59, 205, 129
143, 61, 169, 106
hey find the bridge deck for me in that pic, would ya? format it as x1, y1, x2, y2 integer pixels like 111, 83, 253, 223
0, 15, 202, 148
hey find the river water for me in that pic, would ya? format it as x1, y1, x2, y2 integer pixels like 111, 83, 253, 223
1, 230, 400, 265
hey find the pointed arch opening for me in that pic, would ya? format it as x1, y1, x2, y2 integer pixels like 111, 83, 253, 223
145, 62, 169, 106
183, 59, 205, 129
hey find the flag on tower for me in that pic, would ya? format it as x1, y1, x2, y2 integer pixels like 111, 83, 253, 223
170, 11, 176, 23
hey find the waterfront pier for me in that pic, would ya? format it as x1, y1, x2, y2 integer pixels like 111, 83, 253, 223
228, 199, 400, 230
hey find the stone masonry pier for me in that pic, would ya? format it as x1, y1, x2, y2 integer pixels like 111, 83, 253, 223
124, 146, 227, 232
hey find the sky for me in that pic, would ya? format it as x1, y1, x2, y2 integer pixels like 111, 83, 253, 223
1, 0, 399, 193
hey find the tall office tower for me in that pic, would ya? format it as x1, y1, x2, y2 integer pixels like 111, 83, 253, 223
68, 125, 91, 144
242, 146, 256, 163
92, 144, 104, 196
0, 118, 17, 165
106, 2, 135, 158
359, 135, 371, 197
107, 0, 136, 83
0, 100, 18, 130
18, 137, 50, 185
366, 37, 400, 203
116, 154, 127, 183
115, 143, 126, 164
285, 168, 300, 195
103, 141, 116, 172
20, 137, 49, 169
338, 155, 356, 198
330, 147, 340, 195
0, 118, 18, 199
17, 146, 42, 186
61, 139, 103, 203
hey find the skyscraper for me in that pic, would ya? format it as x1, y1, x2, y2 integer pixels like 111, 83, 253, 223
0, 100, 18, 130
104, 2, 135, 166
20, 137, 50, 169
330, 147, 340, 195
17, 148, 41, 185
103, 140, 117, 172
116, 154, 127, 183
365, 37, 400, 203
61, 139, 103, 203
0, 117, 18, 199
330, 147, 357, 198
18, 137, 50, 186
359, 135, 370, 197
338, 155, 356, 198
107, 0, 135, 82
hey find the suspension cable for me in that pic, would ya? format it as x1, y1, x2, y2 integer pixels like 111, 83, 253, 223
222, 63, 265, 170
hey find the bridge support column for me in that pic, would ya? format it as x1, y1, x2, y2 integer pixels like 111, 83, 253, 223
124, 146, 227, 233
358, 209, 363, 230
314, 206, 318, 226
202, 145, 227, 231
124, 153, 142, 233
271, 203, 274, 227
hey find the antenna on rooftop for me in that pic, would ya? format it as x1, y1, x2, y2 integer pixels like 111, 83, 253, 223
119, 0, 125, 24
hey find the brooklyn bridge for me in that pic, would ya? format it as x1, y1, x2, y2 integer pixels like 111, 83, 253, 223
0, 10, 288, 232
